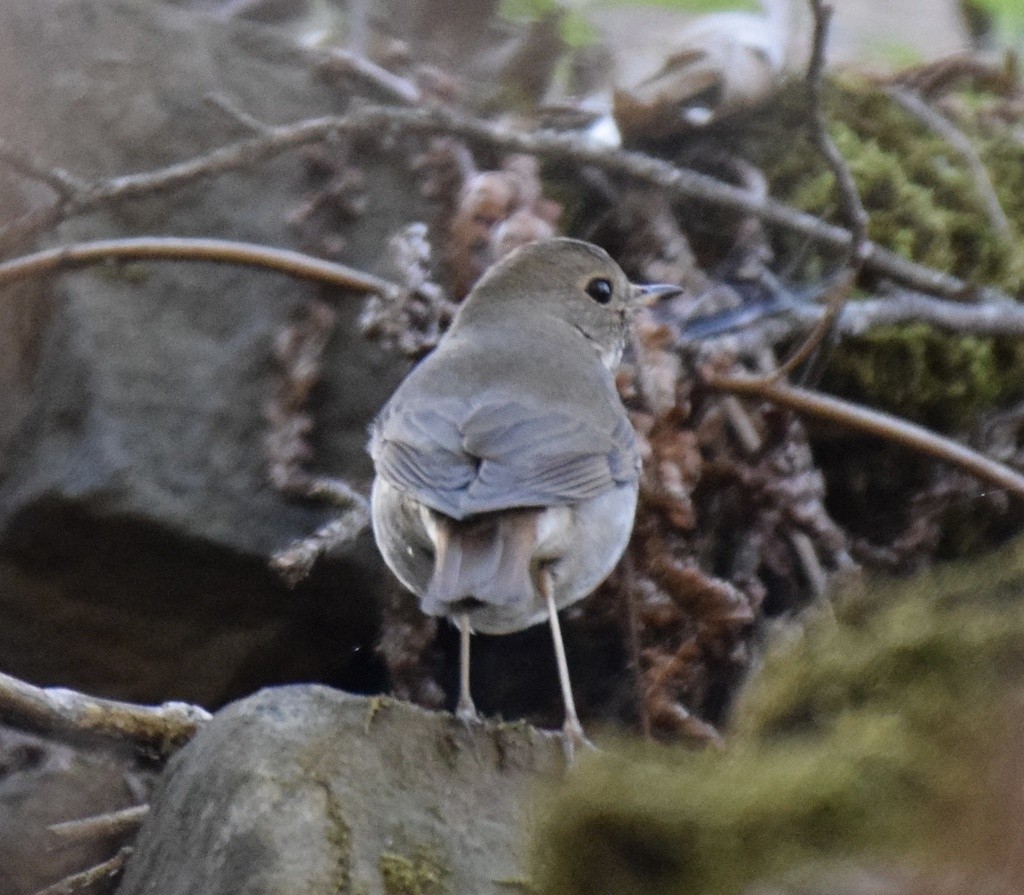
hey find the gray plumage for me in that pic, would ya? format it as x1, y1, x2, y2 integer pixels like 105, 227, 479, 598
369, 238, 660, 636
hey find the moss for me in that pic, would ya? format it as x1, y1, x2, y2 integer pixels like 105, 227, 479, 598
758, 80, 1024, 292
310, 771, 354, 894
378, 847, 449, 895
822, 324, 1024, 429
363, 695, 389, 734
537, 536, 1024, 895
741, 78, 1024, 428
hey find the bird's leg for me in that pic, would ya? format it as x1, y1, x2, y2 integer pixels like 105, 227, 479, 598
455, 612, 478, 722
540, 567, 592, 763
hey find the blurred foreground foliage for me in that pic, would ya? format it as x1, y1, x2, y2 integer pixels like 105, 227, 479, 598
539, 534, 1024, 894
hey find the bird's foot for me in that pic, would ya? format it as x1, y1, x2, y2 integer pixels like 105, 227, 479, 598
561, 716, 597, 766
455, 694, 479, 726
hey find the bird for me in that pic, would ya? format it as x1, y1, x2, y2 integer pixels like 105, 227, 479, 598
369, 237, 681, 757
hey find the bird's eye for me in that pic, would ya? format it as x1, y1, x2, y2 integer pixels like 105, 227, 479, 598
585, 278, 613, 304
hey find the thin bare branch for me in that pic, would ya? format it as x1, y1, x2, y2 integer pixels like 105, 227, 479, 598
32, 847, 132, 895
840, 289, 1024, 336
315, 48, 422, 106
0, 236, 399, 296
270, 476, 370, 586
705, 371, 1024, 500
0, 669, 210, 757
887, 86, 1014, 243
202, 92, 273, 135
0, 115, 353, 256
0, 106, 1003, 303
806, 0, 869, 262
0, 137, 89, 197
689, 289, 1024, 355
49, 805, 149, 842
270, 505, 371, 587
771, 269, 854, 380
769, 0, 868, 383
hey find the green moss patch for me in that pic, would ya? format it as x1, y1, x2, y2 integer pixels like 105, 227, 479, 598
537, 537, 1024, 894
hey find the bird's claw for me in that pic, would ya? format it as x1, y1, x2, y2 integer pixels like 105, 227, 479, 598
561, 716, 597, 765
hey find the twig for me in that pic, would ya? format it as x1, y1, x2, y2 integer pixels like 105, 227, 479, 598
0, 669, 210, 757
771, 269, 854, 380
687, 288, 1024, 354
0, 114, 356, 256
202, 92, 273, 135
0, 137, 89, 197
270, 504, 371, 587
619, 550, 651, 739
270, 477, 371, 586
49, 805, 150, 842
772, 0, 868, 382
806, 1, 870, 261
887, 86, 1014, 243
0, 106, 1002, 303
705, 371, 1024, 500
886, 53, 1018, 99
32, 847, 132, 895
315, 48, 422, 106
721, 351, 831, 598
839, 289, 1024, 336
0, 236, 399, 296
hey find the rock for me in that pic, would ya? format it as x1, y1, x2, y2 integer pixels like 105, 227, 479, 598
0, 0, 420, 703
0, 724, 154, 895
118, 685, 564, 894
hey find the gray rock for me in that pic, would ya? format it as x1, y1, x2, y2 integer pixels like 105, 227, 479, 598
0, 0, 421, 701
118, 686, 564, 894
0, 725, 153, 895
0, 0, 415, 559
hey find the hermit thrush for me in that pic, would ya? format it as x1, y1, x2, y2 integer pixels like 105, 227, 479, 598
369, 238, 681, 756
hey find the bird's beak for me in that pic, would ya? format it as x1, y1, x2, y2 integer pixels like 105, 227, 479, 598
631, 283, 684, 306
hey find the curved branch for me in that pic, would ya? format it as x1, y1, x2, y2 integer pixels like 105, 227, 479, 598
705, 371, 1024, 500
0, 236, 399, 296
0, 106, 1004, 303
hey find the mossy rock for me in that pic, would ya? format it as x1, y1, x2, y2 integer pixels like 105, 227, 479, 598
740, 79, 1024, 429
536, 536, 1024, 895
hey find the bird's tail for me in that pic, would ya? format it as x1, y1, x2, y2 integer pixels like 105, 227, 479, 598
423, 509, 540, 612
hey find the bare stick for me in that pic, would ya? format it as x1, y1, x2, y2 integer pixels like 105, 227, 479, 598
0, 236, 399, 296
0, 669, 210, 757
203, 92, 273, 135
0, 138, 88, 197
270, 507, 370, 587
32, 847, 132, 895
839, 289, 1024, 336
806, 0, 870, 262
772, 270, 854, 380
0, 106, 999, 302
49, 805, 150, 842
771, 0, 869, 382
688, 288, 1024, 356
619, 551, 652, 738
705, 371, 1024, 500
887, 86, 1013, 243
315, 48, 421, 106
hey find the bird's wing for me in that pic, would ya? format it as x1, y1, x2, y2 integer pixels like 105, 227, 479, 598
371, 394, 639, 520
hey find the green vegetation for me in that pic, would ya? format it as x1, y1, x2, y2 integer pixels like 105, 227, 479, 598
538, 536, 1024, 894
744, 79, 1024, 429
379, 847, 450, 895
